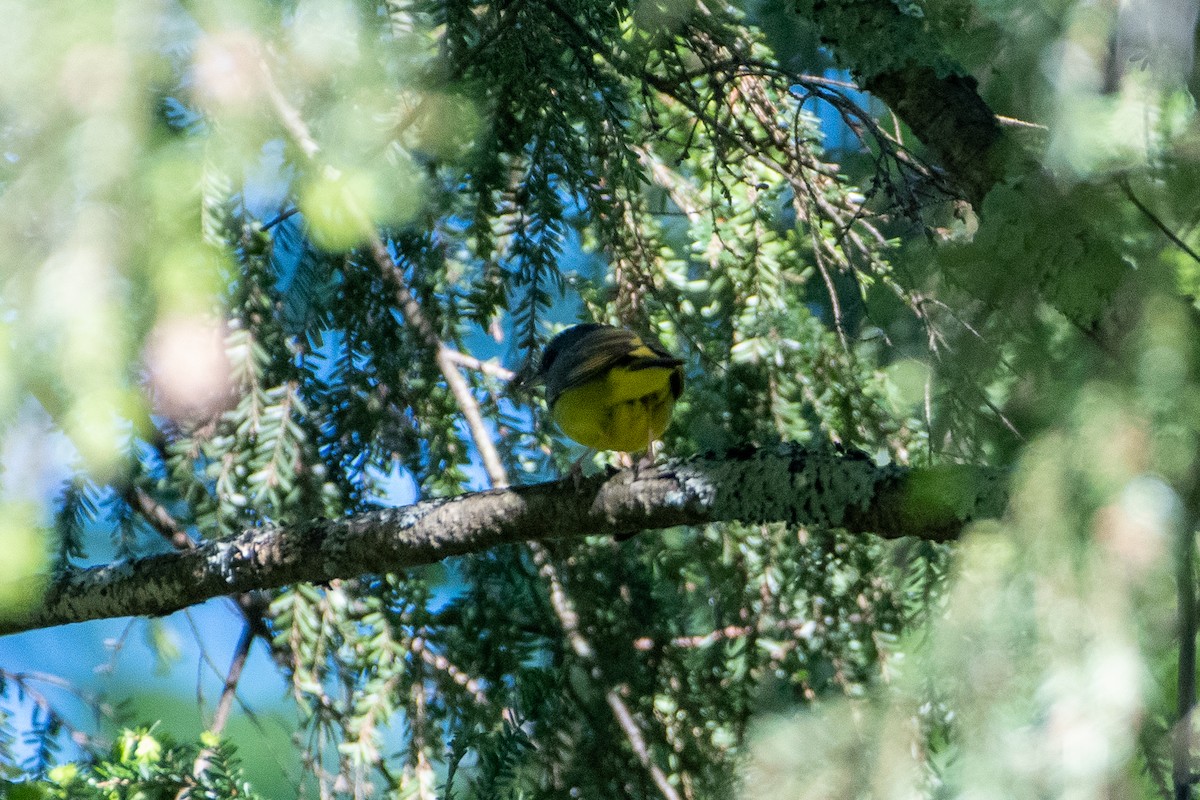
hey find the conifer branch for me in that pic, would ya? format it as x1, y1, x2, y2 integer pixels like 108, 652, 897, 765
5, 445, 1004, 636
257, 52, 691, 795
211, 622, 255, 736
606, 687, 684, 800
792, 0, 1007, 207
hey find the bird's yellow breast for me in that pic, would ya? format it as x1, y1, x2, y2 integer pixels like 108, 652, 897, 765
551, 364, 678, 453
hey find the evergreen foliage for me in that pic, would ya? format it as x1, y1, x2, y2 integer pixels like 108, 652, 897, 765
0, 0, 1199, 797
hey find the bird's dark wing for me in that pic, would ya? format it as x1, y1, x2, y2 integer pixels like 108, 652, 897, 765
550, 326, 644, 393
543, 324, 684, 404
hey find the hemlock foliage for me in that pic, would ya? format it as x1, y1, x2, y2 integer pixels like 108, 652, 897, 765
1, 0, 1199, 797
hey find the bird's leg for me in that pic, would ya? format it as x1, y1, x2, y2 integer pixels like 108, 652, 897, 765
627, 395, 655, 480
636, 441, 658, 473
637, 408, 664, 474
615, 451, 634, 476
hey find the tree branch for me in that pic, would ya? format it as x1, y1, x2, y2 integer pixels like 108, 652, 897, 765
863, 66, 1005, 209
606, 687, 683, 800
211, 621, 255, 735
6, 445, 1004, 637
792, 0, 1007, 207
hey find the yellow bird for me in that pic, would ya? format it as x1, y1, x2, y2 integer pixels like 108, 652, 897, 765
538, 323, 684, 455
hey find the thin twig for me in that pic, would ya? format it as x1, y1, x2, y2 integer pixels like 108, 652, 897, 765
439, 349, 516, 382
994, 114, 1048, 130
606, 688, 683, 800
211, 622, 255, 735
261, 207, 301, 231
530, 545, 593, 660
1121, 179, 1200, 268
633, 625, 753, 651
411, 636, 490, 706
410, 678, 435, 800
122, 484, 194, 551
812, 228, 850, 351
0, 669, 110, 750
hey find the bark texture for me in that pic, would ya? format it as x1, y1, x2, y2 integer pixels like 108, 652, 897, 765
2, 444, 1006, 636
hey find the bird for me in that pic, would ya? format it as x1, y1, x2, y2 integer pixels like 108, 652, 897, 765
537, 323, 684, 457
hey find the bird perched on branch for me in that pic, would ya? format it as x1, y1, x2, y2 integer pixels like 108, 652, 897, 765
536, 323, 684, 458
